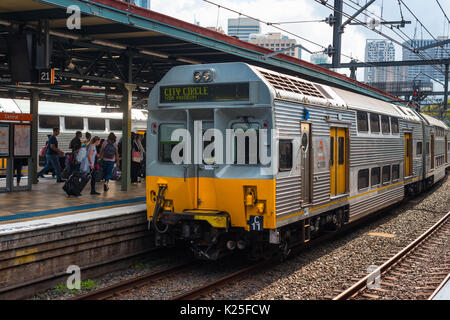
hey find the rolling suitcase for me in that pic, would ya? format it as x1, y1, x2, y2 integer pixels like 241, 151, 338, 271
63, 171, 91, 196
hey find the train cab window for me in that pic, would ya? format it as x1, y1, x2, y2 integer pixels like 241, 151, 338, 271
110, 119, 122, 131
159, 124, 185, 163
357, 111, 368, 132
370, 113, 380, 133
231, 122, 260, 165
382, 165, 391, 184
64, 117, 84, 130
392, 164, 400, 181
417, 141, 423, 155
371, 167, 380, 186
391, 117, 399, 134
88, 118, 106, 131
381, 115, 390, 134
39, 115, 60, 129
358, 169, 369, 190
279, 140, 293, 171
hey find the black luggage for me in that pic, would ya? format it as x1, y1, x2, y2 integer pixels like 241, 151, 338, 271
63, 171, 90, 196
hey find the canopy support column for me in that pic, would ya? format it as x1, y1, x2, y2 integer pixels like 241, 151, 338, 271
30, 89, 39, 185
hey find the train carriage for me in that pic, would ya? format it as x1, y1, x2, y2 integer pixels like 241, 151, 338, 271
146, 62, 449, 260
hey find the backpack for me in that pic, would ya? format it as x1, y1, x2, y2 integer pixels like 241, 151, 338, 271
76, 146, 87, 163
39, 145, 47, 157
104, 141, 116, 158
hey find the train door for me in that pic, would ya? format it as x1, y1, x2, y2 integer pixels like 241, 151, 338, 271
330, 127, 347, 196
430, 135, 435, 169
404, 133, 412, 177
301, 122, 311, 204
194, 120, 217, 209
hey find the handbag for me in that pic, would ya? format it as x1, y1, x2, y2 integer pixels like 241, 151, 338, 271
132, 150, 141, 162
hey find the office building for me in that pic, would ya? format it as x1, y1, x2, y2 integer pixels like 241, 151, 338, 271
364, 39, 396, 83
227, 17, 260, 42
133, 0, 150, 10
249, 32, 300, 58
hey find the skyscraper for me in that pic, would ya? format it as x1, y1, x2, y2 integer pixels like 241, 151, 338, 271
364, 39, 396, 83
402, 37, 450, 83
227, 18, 260, 42
249, 33, 301, 58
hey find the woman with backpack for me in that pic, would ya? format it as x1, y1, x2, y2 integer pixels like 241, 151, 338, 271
99, 132, 120, 192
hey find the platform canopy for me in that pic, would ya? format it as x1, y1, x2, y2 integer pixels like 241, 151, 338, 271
0, 0, 404, 107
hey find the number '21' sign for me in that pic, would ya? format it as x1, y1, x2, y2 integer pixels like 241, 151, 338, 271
37, 68, 55, 84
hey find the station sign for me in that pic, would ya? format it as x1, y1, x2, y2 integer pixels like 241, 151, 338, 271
160, 83, 249, 103
0, 113, 33, 122
37, 68, 55, 84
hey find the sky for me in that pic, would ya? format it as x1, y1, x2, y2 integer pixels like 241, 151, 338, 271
149, 0, 450, 81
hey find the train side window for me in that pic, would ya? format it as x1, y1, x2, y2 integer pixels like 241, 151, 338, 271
39, 115, 60, 129
382, 165, 391, 184
417, 141, 423, 155
88, 118, 106, 131
391, 117, 399, 134
357, 111, 368, 132
371, 167, 380, 186
159, 124, 185, 163
358, 169, 369, 190
330, 137, 334, 166
381, 115, 390, 134
370, 113, 380, 133
110, 119, 122, 131
279, 140, 293, 172
338, 137, 345, 165
392, 164, 400, 181
64, 117, 83, 130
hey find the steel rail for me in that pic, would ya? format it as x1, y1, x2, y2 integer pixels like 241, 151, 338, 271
72, 261, 196, 300
333, 210, 450, 300
171, 260, 269, 300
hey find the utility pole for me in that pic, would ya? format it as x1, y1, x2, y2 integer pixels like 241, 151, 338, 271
331, 0, 343, 68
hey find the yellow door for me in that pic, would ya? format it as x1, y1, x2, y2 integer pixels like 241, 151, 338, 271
330, 127, 347, 196
404, 133, 412, 177
430, 135, 435, 169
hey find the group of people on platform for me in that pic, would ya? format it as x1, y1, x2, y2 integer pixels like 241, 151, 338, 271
38, 128, 146, 195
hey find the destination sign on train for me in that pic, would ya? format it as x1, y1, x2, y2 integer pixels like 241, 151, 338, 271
160, 83, 249, 103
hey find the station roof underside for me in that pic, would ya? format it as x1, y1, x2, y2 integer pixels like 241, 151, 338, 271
0, 0, 404, 107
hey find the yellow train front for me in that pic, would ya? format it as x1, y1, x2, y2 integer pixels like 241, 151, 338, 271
146, 63, 279, 260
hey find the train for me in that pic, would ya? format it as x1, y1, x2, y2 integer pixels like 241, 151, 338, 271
0, 98, 148, 176
146, 62, 449, 260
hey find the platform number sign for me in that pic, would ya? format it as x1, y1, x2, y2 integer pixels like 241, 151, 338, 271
249, 216, 263, 231
37, 68, 55, 84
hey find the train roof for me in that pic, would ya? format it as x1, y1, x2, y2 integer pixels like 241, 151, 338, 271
420, 113, 449, 130
0, 98, 148, 120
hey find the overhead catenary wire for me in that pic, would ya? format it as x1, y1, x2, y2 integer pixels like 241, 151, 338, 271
317, 0, 447, 77
345, 0, 446, 77
346, 0, 448, 79
202, 0, 404, 81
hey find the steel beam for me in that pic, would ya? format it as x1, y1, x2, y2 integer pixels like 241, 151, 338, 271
416, 39, 450, 51
320, 58, 450, 68
121, 83, 135, 192
34, 0, 404, 103
341, 0, 376, 29
30, 90, 39, 185
332, 0, 343, 68
443, 64, 449, 120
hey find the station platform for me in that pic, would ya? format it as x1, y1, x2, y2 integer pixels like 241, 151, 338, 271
0, 175, 146, 225
431, 275, 450, 300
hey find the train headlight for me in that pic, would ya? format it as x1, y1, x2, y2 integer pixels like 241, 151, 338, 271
193, 71, 202, 82
193, 69, 215, 83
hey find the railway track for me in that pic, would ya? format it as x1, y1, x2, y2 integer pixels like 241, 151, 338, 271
334, 211, 450, 300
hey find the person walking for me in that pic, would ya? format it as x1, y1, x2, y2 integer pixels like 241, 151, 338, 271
80, 136, 101, 195
69, 131, 82, 152
99, 132, 120, 191
82, 132, 91, 146
131, 132, 141, 184
38, 128, 65, 182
